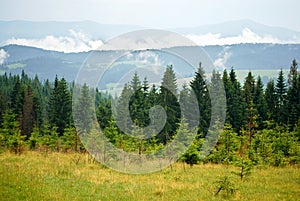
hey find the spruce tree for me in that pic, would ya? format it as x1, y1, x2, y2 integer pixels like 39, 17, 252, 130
286, 60, 300, 129
129, 73, 150, 127
179, 83, 199, 130
245, 100, 258, 147
0, 110, 24, 154
158, 65, 180, 143
243, 72, 255, 105
49, 76, 59, 127
254, 76, 267, 129
225, 68, 245, 132
49, 77, 72, 135
210, 70, 226, 124
208, 123, 239, 163
96, 95, 112, 129
190, 63, 211, 137
10, 76, 25, 116
62, 126, 79, 152
0, 91, 8, 125
74, 83, 93, 134
21, 84, 35, 139
222, 70, 231, 124
31, 75, 43, 128
141, 77, 151, 126
148, 84, 159, 106
288, 59, 298, 85
265, 80, 277, 121
275, 69, 287, 124
115, 83, 132, 134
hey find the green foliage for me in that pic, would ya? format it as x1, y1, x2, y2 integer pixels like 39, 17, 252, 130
158, 65, 181, 143
214, 176, 237, 197
85, 126, 104, 161
0, 64, 300, 201
28, 125, 40, 150
251, 129, 274, 164
265, 80, 277, 120
223, 68, 245, 131
96, 94, 112, 129
114, 83, 132, 134
209, 70, 226, 127
180, 142, 200, 166
286, 60, 300, 129
103, 119, 119, 144
21, 84, 35, 139
243, 71, 255, 105
10, 77, 25, 116
275, 69, 288, 124
129, 74, 151, 127
175, 119, 199, 166
0, 61, 300, 168
37, 123, 60, 152
254, 76, 268, 128
232, 158, 254, 180
49, 77, 72, 135
250, 125, 300, 166
244, 100, 258, 147
190, 63, 211, 136
61, 127, 79, 152
7, 129, 25, 154
73, 83, 93, 134
208, 123, 240, 164
1, 152, 299, 201
0, 110, 25, 154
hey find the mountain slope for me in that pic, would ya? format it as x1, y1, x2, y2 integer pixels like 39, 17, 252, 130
1, 20, 300, 50
174, 19, 300, 42
1, 44, 299, 84
0, 20, 143, 46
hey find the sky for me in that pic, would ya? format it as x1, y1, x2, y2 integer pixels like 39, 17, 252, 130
0, 0, 300, 55
0, 0, 300, 31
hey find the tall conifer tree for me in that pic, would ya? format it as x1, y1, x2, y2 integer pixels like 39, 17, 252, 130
190, 63, 211, 137
158, 65, 180, 143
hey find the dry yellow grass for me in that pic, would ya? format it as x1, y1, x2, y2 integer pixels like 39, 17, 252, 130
0, 151, 299, 200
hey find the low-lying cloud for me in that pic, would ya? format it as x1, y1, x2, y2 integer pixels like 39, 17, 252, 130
185, 28, 300, 46
4, 28, 300, 52
126, 51, 163, 75
0, 49, 9, 65
5, 30, 103, 53
213, 46, 232, 70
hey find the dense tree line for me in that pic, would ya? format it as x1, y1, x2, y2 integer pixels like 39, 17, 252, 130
0, 60, 299, 167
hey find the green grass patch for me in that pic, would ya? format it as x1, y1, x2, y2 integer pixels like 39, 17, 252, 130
235, 69, 289, 82
6, 63, 26, 69
0, 151, 299, 200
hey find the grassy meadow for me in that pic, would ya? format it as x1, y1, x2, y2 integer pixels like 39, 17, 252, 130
0, 151, 299, 201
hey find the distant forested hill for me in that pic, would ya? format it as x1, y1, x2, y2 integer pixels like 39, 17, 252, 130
0, 44, 299, 83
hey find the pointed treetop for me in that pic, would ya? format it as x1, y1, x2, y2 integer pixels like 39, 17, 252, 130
161, 65, 178, 95
130, 72, 141, 92
288, 59, 298, 85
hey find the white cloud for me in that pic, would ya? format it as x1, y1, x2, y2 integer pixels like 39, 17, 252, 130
136, 51, 160, 65
99, 30, 195, 51
5, 30, 103, 53
5, 28, 300, 53
213, 46, 232, 70
0, 49, 9, 65
185, 28, 300, 46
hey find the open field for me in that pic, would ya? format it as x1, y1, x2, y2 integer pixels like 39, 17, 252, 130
0, 151, 299, 201
235, 69, 290, 83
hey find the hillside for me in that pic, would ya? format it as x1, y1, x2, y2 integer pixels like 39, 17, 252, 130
1, 44, 299, 84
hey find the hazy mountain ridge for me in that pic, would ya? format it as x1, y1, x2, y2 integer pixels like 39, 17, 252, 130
173, 19, 300, 41
1, 19, 300, 51
0, 44, 299, 83
0, 20, 142, 43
